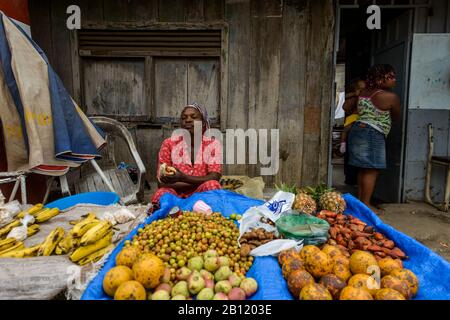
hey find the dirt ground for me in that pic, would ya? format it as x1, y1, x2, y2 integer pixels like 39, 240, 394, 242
377, 202, 450, 261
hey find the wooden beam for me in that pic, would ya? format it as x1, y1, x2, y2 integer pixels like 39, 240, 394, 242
224, 0, 251, 176
248, 0, 282, 185
276, 1, 308, 186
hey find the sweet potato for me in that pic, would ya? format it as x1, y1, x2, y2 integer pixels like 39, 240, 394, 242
367, 244, 383, 252
374, 232, 384, 241
357, 224, 366, 232
375, 240, 385, 247
374, 251, 387, 258
390, 247, 406, 259
340, 227, 352, 236
328, 239, 337, 246
383, 240, 395, 249
363, 226, 374, 234
321, 210, 338, 218
351, 231, 372, 240
349, 218, 365, 226
347, 239, 356, 250
329, 227, 338, 239
337, 239, 348, 247
317, 212, 326, 219
326, 218, 335, 225
335, 244, 348, 253
343, 232, 352, 241
349, 224, 360, 233
336, 234, 344, 243
354, 237, 371, 249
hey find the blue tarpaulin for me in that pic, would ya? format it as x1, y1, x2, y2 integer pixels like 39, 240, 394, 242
82, 190, 450, 300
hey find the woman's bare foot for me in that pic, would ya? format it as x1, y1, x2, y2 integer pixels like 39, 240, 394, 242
367, 204, 383, 215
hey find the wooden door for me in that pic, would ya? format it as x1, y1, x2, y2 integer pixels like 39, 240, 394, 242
153, 57, 220, 125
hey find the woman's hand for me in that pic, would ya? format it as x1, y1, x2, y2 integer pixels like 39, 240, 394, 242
160, 168, 186, 184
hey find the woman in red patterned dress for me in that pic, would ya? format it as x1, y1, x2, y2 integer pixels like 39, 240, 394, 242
150, 103, 222, 210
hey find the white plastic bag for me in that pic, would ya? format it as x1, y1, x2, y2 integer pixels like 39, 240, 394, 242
239, 191, 295, 238
250, 239, 303, 257
100, 211, 117, 226
99, 208, 136, 225
254, 191, 295, 223
0, 200, 22, 227
7, 214, 35, 241
0, 190, 5, 206
113, 208, 136, 224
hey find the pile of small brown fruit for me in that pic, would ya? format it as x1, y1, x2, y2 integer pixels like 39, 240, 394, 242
127, 212, 254, 281
239, 228, 279, 257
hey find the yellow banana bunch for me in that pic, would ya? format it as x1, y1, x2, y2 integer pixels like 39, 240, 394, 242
77, 244, 114, 266
55, 233, 77, 255
80, 220, 112, 246
35, 208, 60, 223
0, 241, 24, 256
27, 224, 40, 237
70, 232, 112, 262
0, 238, 17, 252
0, 244, 41, 258
71, 218, 100, 238
69, 213, 97, 225
54, 245, 63, 255
37, 227, 65, 256
0, 220, 21, 238
17, 203, 44, 219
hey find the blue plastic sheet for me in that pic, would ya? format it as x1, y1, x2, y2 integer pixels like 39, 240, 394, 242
82, 190, 450, 300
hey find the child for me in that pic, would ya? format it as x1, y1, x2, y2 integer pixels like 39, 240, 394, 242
340, 79, 366, 154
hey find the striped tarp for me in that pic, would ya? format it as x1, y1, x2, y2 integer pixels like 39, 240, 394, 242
0, 12, 105, 176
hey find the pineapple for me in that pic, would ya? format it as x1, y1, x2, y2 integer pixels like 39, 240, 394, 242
275, 183, 298, 194
293, 193, 317, 215
319, 191, 346, 214
300, 184, 335, 203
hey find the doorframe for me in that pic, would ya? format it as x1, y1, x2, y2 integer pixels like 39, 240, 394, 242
370, 9, 415, 203
331, 3, 423, 202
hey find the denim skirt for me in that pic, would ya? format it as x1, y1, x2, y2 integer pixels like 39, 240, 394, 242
348, 122, 386, 169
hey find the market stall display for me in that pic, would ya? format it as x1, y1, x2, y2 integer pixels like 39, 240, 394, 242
103, 246, 258, 300
278, 245, 418, 300
316, 210, 407, 260
99, 211, 259, 300
83, 190, 450, 300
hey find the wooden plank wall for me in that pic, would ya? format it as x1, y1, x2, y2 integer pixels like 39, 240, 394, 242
28, 0, 335, 190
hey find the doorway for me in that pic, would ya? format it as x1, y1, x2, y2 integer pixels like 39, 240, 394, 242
331, 6, 414, 204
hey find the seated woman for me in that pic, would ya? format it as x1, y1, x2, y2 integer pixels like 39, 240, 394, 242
150, 103, 222, 211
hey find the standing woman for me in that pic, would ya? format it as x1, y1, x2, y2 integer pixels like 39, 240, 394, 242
347, 65, 401, 212
150, 103, 222, 211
